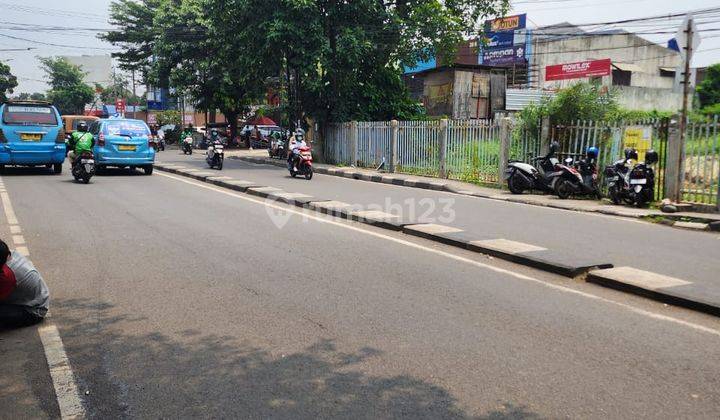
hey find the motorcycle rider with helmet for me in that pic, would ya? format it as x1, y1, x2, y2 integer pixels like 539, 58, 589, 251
67, 121, 94, 165
287, 128, 306, 172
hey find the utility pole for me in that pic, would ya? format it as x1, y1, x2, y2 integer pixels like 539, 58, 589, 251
672, 17, 694, 202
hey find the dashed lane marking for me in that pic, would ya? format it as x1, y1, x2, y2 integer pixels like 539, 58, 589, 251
38, 324, 86, 419
0, 177, 86, 419
156, 171, 720, 338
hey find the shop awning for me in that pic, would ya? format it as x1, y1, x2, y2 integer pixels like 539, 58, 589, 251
612, 62, 643, 72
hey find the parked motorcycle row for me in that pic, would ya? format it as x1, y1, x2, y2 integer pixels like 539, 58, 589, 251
505, 141, 658, 207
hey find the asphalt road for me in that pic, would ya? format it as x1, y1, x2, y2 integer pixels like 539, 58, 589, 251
160, 151, 720, 287
1, 163, 720, 418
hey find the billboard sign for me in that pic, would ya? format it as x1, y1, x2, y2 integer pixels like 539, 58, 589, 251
481, 31, 515, 48
481, 45, 526, 66
485, 14, 526, 33
545, 59, 611, 81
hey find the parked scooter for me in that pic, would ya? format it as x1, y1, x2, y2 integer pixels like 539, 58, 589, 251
506, 141, 561, 194
268, 136, 286, 159
206, 138, 224, 170
71, 151, 95, 184
288, 146, 313, 180
554, 147, 602, 199
605, 148, 658, 207
182, 136, 193, 155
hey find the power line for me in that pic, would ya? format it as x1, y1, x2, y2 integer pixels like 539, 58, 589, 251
0, 33, 117, 51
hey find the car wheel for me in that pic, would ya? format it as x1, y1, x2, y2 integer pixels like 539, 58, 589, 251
53, 163, 63, 174
143, 165, 154, 175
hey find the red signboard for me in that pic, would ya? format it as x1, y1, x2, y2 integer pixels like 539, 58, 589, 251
115, 98, 126, 114
545, 59, 611, 81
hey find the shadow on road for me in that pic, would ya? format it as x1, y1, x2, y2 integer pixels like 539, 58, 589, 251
53, 298, 541, 419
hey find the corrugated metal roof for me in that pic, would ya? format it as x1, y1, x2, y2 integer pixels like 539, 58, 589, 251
506, 89, 555, 111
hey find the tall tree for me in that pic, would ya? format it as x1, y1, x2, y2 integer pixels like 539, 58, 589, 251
39, 57, 94, 115
101, 0, 164, 82
0, 62, 18, 102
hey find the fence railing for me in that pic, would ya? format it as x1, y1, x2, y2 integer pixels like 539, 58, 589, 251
682, 116, 720, 206
323, 116, 720, 210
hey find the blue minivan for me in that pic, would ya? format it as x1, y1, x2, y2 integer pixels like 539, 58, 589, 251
89, 117, 155, 175
0, 100, 66, 174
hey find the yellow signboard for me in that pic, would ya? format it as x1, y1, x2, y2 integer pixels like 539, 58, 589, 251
623, 126, 652, 162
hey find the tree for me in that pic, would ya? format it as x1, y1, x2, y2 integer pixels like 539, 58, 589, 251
697, 63, 720, 108
101, 0, 164, 82
39, 57, 95, 115
96, 72, 143, 105
0, 62, 18, 102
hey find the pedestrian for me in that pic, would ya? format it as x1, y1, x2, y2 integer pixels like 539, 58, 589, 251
0, 239, 50, 328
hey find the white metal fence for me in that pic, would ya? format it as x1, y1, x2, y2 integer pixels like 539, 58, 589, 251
323, 116, 720, 209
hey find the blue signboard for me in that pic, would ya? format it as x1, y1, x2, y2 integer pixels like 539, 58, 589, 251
480, 45, 527, 66
481, 31, 515, 48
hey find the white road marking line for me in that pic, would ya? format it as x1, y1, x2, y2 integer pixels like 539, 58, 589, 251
0, 177, 86, 419
470, 239, 547, 255
38, 324, 86, 419
157, 172, 720, 338
1, 191, 18, 225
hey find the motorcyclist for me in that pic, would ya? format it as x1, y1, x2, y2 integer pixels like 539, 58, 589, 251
181, 124, 194, 150
67, 121, 94, 165
288, 128, 307, 171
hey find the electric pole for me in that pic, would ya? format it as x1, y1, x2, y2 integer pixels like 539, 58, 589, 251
679, 17, 693, 148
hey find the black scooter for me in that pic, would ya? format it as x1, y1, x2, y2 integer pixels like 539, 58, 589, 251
71, 152, 95, 184
605, 148, 658, 207
506, 141, 561, 194
554, 148, 602, 199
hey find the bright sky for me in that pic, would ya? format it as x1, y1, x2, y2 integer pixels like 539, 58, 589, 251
1, 0, 719, 94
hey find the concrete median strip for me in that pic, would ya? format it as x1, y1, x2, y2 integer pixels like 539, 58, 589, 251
587, 267, 720, 316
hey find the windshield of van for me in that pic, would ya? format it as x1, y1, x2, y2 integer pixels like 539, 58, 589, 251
2, 105, 58, 126
104, 120, 150, 137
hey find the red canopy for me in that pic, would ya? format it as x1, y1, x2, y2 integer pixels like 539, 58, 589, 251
246, 116, 277, 126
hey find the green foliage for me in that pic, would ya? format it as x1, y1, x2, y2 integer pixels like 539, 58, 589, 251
96, 72, 143, 105
39, 57, 94, 115
101, 0, 163, 80
154, 110, 180, 127
700, 103, 720, 116
697, 63, 720, 108
0, 62, 18, 102
514, 82, 678, 139
14, 92, 47, 101
104, 0, 509, 129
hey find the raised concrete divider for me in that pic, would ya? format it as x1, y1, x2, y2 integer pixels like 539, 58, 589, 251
587, 267, 720, 317
402, 224, 613, 278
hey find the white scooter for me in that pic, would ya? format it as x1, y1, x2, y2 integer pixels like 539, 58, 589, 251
206, 139, 224, 170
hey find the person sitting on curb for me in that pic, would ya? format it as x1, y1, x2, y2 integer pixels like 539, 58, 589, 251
0, 240, 49, 328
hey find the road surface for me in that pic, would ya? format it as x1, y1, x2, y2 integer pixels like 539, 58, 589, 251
1, 163, 719, 418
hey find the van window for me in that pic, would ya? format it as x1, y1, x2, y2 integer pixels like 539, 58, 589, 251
103, 120, 150, 137
2, 105, 58, 126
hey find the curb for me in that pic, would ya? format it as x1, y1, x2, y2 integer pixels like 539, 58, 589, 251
587, 268, 720, 317
155, 163, 718, 317
232, 156, 698, 224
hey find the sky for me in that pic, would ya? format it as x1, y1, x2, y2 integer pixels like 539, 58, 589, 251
1, 0, 720, 94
